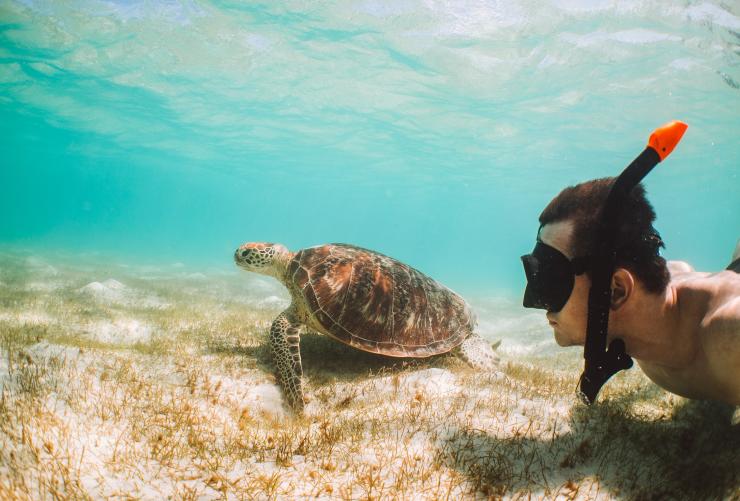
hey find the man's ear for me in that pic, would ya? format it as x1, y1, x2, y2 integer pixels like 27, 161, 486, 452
610, 268, 634, 310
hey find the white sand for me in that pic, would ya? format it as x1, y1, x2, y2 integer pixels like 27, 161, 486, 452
79, 278, 169, 308
24, 281, 66, 292
79, 279, 127, 301
2, 254, 735, 500
254, 295, 290, 310
24, 256, 59, 276
23, 341, 82, 362
205, 374, 287, 420
0, 310, 54, 326
82, 318, 154, 345
0, 355, 8, 392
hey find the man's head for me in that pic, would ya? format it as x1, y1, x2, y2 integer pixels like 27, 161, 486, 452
522, 177, 670, 346
538, 177, 669, 293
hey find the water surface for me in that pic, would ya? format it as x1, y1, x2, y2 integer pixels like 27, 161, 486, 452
1, 0, 738, 298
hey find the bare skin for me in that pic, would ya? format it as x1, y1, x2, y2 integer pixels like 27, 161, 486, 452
540, 221, 740, 405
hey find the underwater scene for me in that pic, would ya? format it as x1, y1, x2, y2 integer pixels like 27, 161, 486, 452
1, 0, 739, 499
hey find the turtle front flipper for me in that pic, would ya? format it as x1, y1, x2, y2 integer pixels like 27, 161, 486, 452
270, 308, 305, 412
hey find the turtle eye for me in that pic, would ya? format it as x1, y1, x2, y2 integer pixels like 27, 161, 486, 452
241, 250, 250, 258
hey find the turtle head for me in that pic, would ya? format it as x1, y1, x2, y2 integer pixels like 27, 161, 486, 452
234, 242, 291, 278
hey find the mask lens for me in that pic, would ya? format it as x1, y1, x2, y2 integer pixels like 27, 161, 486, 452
521, 242, 576, 312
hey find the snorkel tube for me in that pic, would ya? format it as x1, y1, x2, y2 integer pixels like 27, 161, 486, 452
578, 120, 688, 405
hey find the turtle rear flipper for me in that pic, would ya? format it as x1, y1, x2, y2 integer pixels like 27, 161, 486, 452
457, 333, 500, 370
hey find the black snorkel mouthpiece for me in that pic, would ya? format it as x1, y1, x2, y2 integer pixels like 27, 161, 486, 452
578, 121, 688, 404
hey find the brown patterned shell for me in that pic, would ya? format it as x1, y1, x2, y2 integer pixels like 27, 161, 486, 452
287, 244, 475, 357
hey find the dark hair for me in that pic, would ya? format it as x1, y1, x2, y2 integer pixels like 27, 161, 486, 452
539, 177, 670, 294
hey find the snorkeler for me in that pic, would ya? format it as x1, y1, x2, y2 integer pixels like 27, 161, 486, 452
521, 122, 740, 406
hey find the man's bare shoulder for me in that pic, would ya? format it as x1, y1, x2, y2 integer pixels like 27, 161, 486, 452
666, 260, 709, 285
671, 267, 739, 321
671, 268, 739, 358
667, 260, 695, 275
706, 285, 740, 340
666, 267, 740, 404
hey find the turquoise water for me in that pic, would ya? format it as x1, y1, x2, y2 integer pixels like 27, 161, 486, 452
1, 0, 738, 298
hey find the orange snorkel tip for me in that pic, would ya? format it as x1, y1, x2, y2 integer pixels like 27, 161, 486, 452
647, 120, 688, 161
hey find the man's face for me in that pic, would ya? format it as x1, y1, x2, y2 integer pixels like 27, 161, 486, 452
538, 221, 590, 347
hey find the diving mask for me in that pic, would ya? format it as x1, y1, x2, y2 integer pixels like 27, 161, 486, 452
521, 240, 590, 312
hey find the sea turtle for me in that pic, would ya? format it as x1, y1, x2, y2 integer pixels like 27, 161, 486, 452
234, 242, 499, 412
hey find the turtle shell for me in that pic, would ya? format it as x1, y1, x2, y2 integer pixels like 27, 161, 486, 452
286, 244, 475, 357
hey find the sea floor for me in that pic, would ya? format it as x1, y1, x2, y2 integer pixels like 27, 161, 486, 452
0, 249, 738, 500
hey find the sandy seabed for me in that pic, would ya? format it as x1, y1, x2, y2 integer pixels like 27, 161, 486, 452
0, 250, 738, 500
